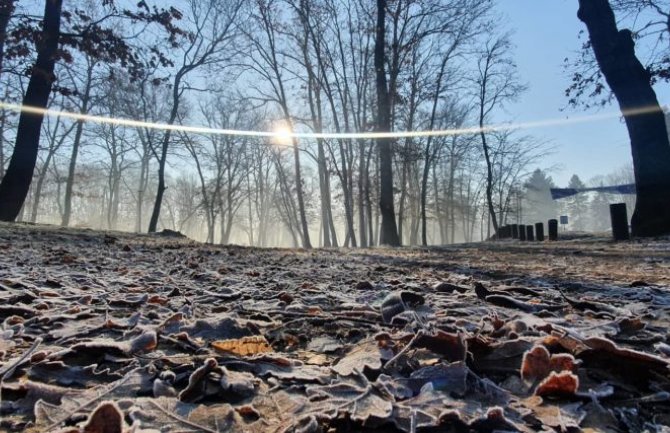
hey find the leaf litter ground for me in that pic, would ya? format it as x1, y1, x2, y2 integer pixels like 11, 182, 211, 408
0, 222, 669, 432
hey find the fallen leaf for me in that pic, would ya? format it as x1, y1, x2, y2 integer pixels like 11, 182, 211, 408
212, 335, 272, 356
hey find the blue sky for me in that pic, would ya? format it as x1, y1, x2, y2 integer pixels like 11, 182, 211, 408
498, 1, 670, 186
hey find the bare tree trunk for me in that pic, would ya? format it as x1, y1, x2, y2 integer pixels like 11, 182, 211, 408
136, 150, 149, 232
324, 168, 339, 247
398, 157, 408, 244
367, 142, 376, 246
433, 163, 444, 245
292, 137, 312, 248
0, 108, 5, 179
148, 71, 182, 233
316, 140, 332, 247
61, 61, 94, 227
448, 156, 456, 243
358, 139, 368, 247
375, 0, 400, 246
578, 0, 670, 237
0, 0, 62, 222
33, 119, 73, 223
480, 127, 498, 237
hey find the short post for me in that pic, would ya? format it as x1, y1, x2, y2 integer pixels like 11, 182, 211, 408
511, 224, 519, 239
504, 225, 511, 238
609, 203, 630, 241
526, 225, 535, 241
498, 226, 507, 239
548, 219, 558, 241
535, 222, 545, 241
519, 224, 527, 241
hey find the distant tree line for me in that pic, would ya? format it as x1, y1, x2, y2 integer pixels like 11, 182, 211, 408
0, 0, 668, 245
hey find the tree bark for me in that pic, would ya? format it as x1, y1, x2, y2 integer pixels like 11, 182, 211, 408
375, 0, 400, 246
0, 0, 63, 221
578, 0, 670, 237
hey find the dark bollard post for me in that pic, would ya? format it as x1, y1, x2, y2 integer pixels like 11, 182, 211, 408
548, 219, 558, 241
535, 222, 545, 241
609, 203, 630, 241
498, 226, 506, 239
526, 225, 535, 241
511, 224, 519, 239
519, 224, 527, 241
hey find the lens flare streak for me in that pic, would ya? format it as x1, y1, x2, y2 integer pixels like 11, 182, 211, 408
0, 101, 663, 141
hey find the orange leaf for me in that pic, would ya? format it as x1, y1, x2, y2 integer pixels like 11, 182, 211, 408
212, 336, 272, 356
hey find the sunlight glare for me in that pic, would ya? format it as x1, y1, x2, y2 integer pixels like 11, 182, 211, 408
272, 125, 294, 148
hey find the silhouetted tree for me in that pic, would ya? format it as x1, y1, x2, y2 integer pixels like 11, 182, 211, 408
0, 1, 183, 222
0, 0, 63, 222
147, 0, 242, 233
375, 0, 400, 246
472, 33, 526, 238
577, 0, 670, 236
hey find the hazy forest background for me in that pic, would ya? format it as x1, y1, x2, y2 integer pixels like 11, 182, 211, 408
0, 0, 664, 247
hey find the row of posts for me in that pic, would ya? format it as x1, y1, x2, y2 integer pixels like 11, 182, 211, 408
497, 203, 630, 242
497, 220, 557, 242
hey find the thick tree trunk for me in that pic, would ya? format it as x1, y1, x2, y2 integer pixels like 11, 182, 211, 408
375, 0, 400, 246
0, 0, 62, 221
578, 0, 670, 237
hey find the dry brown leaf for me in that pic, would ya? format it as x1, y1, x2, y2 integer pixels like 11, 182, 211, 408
534, 371, 579, 397
82, 401, 124, 433
521, 345, 576, 382
212, 336, 272, 356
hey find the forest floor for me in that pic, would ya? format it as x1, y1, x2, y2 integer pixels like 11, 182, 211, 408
1, 222, 670, 433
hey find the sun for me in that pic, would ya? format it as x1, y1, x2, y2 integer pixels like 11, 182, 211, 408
272, 126, 293, 148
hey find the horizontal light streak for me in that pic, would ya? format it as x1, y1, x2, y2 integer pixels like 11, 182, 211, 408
0, 101, 664, 140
